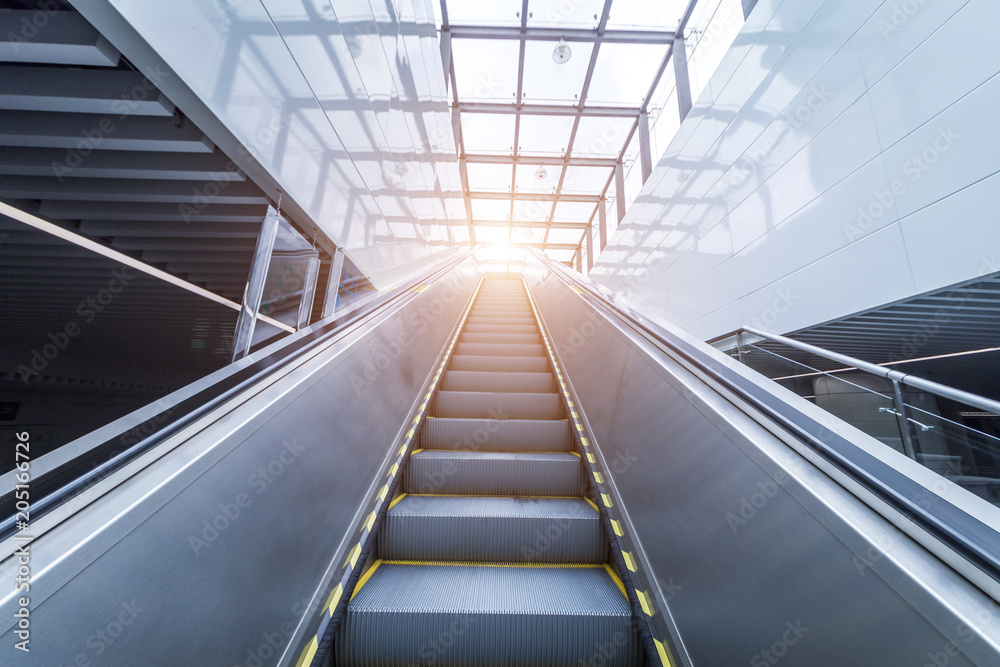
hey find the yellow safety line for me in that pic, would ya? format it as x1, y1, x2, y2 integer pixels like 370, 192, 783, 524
323, 583, 343, 614
611, 519, 624, 536
583, 497, 600, 512
636, 589, 654, 616
388, 493, 408, 509
294, 637, 318, 667
622, 551, 637, 572
604, 564, 628, 598
654, 639, 675, 667
382, 560, 603, 569
350, 560, 383, 600
404, 493, 584, 500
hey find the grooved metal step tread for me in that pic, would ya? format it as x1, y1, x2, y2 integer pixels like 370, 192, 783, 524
465, 317, 537, 327
421, 417, 570, 451
405, 450, 583, 495
463, 323, 539, 334
338, 564, 641, 667
448, 355, 549, 373
381, 496, 605, 563
454, 342, 545, 357
469, 310, 534, 319
433, 390, 561, 419
459, 332, 541, 345
442, 370, 555, 393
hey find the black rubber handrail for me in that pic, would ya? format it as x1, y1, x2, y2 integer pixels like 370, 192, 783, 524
0, 248, 475, 541
529, 249, 1000, 587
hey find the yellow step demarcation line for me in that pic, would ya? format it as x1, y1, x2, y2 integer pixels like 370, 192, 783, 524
382, 560, 606, 569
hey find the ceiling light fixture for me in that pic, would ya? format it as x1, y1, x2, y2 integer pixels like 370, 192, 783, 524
534, 163, 548, 180
552, 38, 571, 64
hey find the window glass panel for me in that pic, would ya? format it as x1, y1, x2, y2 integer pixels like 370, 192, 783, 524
546, 227, 586, 245
467, 163, 513, 192
471, 198, 511, 220
521, 41, 593, 103
511, 226, 547, 244
453, 39, 520, 102
561, 166, 611, 193
514, 163, 559, 195
448, 0, 522, 25
513, 199, 553, 221
461, 114, 515, 153
473, 226, 511, 243
516, 115, 575, 155
587, 43, 670, 104
554, 200, 597, 221
687, 0, 745, 103
572, 116, 633, 157
527, 0, 603, 27
607, 0, 689, 28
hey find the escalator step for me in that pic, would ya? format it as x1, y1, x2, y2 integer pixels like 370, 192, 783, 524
337, 563, 642, 667
381, 496, 606, 562
442, 371, 555, 393
462, 323, 538, 334
448, 355, 549, 373
433, 390, 561, 419
420, 417, 571, 451
464, 317, 537, 328
459, 332, 541, 345
454, 342, 545, 357
405, 451, 583, 495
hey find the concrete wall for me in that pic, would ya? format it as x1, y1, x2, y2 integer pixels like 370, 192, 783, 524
591, 0, 1000, 339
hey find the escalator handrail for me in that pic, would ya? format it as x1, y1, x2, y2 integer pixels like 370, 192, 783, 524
527, 248, 1000, 587
0, 248, 477, 542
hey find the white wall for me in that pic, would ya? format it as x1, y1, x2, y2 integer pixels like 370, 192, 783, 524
591, 0, 1000, 339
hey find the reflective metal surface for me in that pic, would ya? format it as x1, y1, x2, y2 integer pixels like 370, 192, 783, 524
524, 257, 1000, 665
0, 257, 478, 666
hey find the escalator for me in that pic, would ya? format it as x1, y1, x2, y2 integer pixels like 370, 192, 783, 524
3, 253, 1000, 667
336, 278, 644, 666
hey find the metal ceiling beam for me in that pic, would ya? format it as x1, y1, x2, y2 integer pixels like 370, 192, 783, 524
0, 10, 120, 67
0, 176, 267, 204
0, 110, 215, 153
0, 65, 173, 116
470, 192, 600, 203
449, 25, 675, 44
466, 153, 617, 168
456, 102, 640, 117
473, 220, 588, 230
480, 242, 579, 250
37, 201, 268, 222
0, 147, 246, 181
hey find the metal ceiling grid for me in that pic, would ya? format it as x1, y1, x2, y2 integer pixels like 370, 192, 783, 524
440, 0, 704, 271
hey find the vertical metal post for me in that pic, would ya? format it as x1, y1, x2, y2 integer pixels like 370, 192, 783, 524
232, 206, 279, 362
736, 330, 745, 365
575, 247, 583, 273
585, 227, 593, 273
295, 255, 321, 330
673, 34, 693, 122
638, 110, 653, 183
598, 196, 608, 252
892, 380, 919, 461
439, 28, 452, 93
741, 0, 759, 19
321, 246, 346, 319
614, 160, 626, 223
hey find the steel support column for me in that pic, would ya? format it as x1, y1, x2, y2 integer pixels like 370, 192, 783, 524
673, 34, 693, 122
232, 206, 279, 362
584, 226, 593, 273
296, 255, 320, 330
575, 247, 583, 273
321, 246, 345, 319
638, 110, 653, 182
598, 197, 608, 252
439, 29, 452, 95
614, 160, 626, 223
